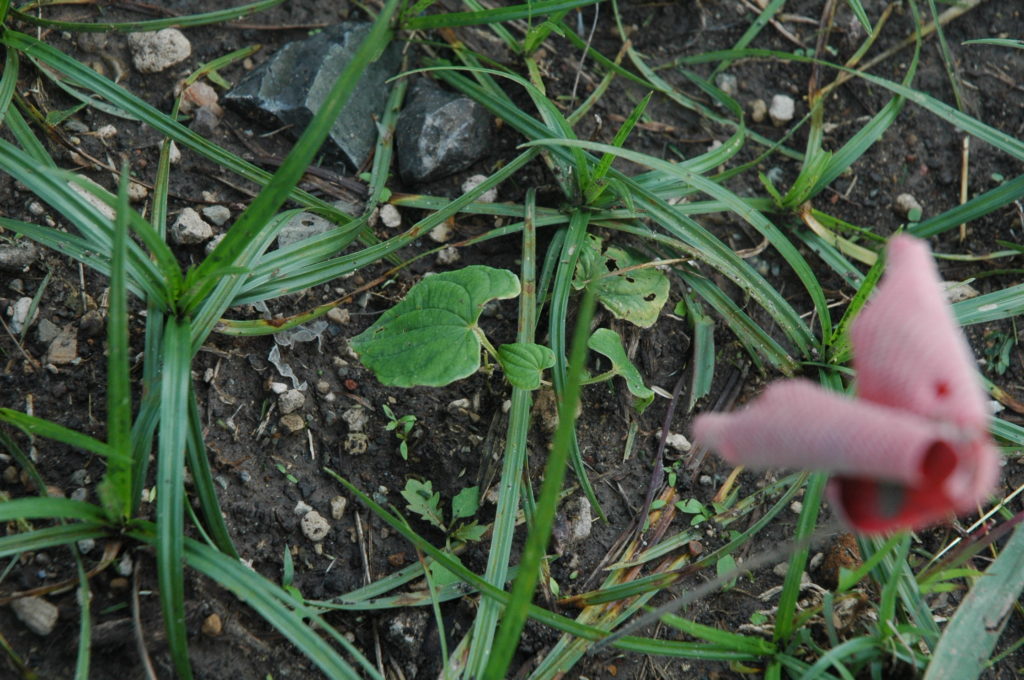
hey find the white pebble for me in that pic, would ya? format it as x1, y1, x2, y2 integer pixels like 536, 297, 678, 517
293, 500, 312, 516
436, 246, 460, 265
11, 596, 59, 636
327, 307, 350, 325
128, 29, 191, 74
341, 407, 368, 432
301, 510, 330, 542
204, 233, 225, 255
170, 207, 213, 245
94, 124, 118, 139
330, 495, 348, 521
127, 181, 148, 203
202, 205, 231, 226
461, 174, 498, 203
429, 222, 453, 243
278, 389, 305, 415
769, 94, 795, 126
168, 141, 181, 165
380, 204, 402, 228
9, 297, 35, 334
790, 501, 803, 515
895, 193, 923, 218
750, 98, 767, 123
666, 433, 692, 453
715, 73, 738, 97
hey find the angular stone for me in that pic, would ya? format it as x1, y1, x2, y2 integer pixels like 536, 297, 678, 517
11, 596, 58, 636
171, 207, 213, 245
45, 325, 77, 365
396, 79, 492, 183
224, 23, 401, 170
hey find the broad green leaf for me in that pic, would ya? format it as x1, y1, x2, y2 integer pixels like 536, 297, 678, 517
452, 486, 480, 521
574, 235, 669, 328
401, 479, 445, 531
587, 328, 655, 413
351, 266, 520, 387
497, 342, 555, 390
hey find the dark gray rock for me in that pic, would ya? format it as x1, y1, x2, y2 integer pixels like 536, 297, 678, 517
396, 78, 492, 184
224, 23, 401, 170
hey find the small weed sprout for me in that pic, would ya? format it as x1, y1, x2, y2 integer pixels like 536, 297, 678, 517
382, 404, 416, 460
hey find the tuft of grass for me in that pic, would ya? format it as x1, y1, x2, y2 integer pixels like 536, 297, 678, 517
0, 0, 1022, 678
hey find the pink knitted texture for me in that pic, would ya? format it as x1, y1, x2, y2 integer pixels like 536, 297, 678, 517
693, 235, 999, 534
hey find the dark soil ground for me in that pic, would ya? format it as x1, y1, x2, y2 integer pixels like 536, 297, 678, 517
0, 1, 1023, 678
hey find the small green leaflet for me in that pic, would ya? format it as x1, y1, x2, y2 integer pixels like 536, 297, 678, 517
497, 342, 555, 390
401, 479, 445, 531
573, 234, 669, 328
452, 486, 480, 520
587, 328, 655, 413
351, 266, 521, 387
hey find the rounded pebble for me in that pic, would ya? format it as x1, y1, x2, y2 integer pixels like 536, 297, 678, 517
201, 613, 223, 637
769, 94, 795, 126
301, 510, 331, 542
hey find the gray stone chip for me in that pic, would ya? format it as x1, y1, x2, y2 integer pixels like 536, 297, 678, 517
396, 78, 492, 184
224, 22, 401, 171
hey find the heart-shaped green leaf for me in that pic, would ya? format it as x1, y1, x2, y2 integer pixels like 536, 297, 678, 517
497, 342, 556, 390
587, 328, 655, 413
351, 266, 520, 387
574, 235, 668, 328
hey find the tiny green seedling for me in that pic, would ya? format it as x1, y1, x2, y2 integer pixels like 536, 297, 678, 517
382, 404, 416, 460
401, 478, 486, 544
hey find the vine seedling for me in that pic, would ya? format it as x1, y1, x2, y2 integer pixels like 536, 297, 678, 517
382, 404, 416, 460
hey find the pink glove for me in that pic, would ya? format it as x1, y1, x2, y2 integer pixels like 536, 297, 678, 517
694, 235, 1000, 534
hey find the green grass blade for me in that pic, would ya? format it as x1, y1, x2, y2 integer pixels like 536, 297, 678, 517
661, 613, 776, 655
0, 409, 113, 458
11, 0, 283, 31
0, 45, 17, 125
545, 211, 606, 519
0, 497, 108, 523
0, 523, 110, 558
98, 166, 133, 521
484, 290, 596, 680
156, 316, 193, 680
953, 283, 1024, 325
185, 388, 238, 557
774, 472, 827, 641
466, 191, 541, 676
912, 174, 1024, 238
180, 0, 400, 313
402, 0, 599, 30
673, 47, 1024, 162
0, 140, 171, 301
711, 0, 787, 77
688, 301, 715, 411
3, 104, 55, 167
73, 552, 92, 680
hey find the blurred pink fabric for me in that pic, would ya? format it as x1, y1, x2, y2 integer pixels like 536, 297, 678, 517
694, 235, 999, 533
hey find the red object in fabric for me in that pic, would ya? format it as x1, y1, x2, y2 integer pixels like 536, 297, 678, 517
693, 235, 999, 534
